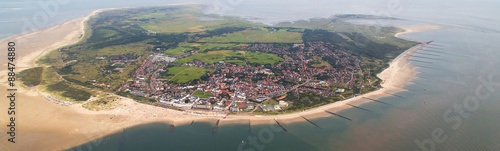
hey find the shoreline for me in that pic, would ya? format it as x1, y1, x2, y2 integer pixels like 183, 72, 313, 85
0, 5, 444, 150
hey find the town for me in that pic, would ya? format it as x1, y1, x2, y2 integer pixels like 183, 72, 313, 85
114, 41, 368, 113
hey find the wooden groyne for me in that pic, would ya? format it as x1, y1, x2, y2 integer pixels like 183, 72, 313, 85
324, 110, 352, 121
410, 55, 452, 63
169, 125, 175, 132
248, 119, 252, 132
274, 118, 288, 132
212, 119, 220, 134
416, 52, 441, 57
383, 92, 406, 99
408, 59, 433, 64
362, 97, 392, 106
345, 103, 373, 112
300, 115, 321, 128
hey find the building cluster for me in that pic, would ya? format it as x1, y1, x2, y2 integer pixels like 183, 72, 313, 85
116, 41, 364, 113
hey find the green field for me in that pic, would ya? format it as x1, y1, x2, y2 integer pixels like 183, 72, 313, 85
46, 82, 92, 101
165, 47, 192, 55
244, 53, 284, 65
18, 67, 44, 86
165, 43, 247, 55
249, 29, 303, 43
175, 50, 283, 65
178, 43, 246, 51
94, 28, 118, 39
193, 91, 213, 98
162, 66, 214, 84
136, 13, 250, 33
57, 42, 151, 88
175, 50, 233, 64
130, 13, 169, 20
201, 29, 303, 43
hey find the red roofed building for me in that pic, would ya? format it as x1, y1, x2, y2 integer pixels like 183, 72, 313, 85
238, 103, 247, 108
276, 95, 286, 100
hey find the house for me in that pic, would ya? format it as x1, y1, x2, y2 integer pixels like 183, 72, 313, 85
192, 103, 212, 110
229, 105, 239, 112
238, 103, 247, 109
109, 54, 137, 64
253, 96, 268, 103
279, 101, 288, 107
260, 105, 274, 112
276, 95, 286, 100
213, 105, 222, 111
259, 68, 274, 75
246, 104, 255, 110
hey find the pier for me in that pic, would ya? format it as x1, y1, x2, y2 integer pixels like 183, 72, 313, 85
324, 110, 352, 121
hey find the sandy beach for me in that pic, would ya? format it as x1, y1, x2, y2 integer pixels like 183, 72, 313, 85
0, 6, 444, 150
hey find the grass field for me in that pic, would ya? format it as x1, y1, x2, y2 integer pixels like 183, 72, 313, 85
137, 13, 250, 33
175, 50, 232, 64
94, 28, 118, 39
18, 67, 44, 86
249, 29, 303, 43
163, 66, 214, 84
46, 82, 92, 101
165, 43, 246, 55
130, 13, 169, 20
178, 43, 246, 51
175, 50, 283, 65
201, 29, 268, 43
164, 46, 192, 55
193, 91, 213, 98
200, 29, 303, 43
244, 53, 284, 64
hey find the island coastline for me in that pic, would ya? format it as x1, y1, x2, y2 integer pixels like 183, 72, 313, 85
0, 6, 444, 151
